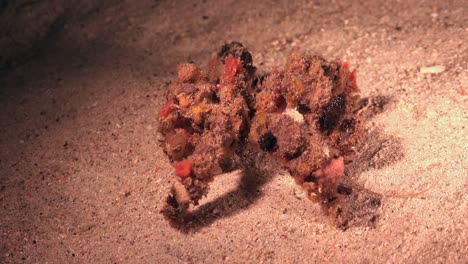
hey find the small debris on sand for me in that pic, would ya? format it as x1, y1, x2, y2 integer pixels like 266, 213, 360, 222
420, 65, 445, 74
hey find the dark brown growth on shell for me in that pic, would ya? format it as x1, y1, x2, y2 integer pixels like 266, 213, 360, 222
258, 132, 277, 152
